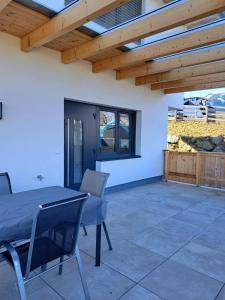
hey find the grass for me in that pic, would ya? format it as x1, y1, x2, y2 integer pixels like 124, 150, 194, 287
168, 120, 225, 138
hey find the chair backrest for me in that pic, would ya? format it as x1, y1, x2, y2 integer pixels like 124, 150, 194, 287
0, 173, 12, 196
80, 169, 110, 198
25, 193, 88, 277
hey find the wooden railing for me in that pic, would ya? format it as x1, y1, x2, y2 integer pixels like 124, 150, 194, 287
169, 105, 225, 123
164, 150, 225, 189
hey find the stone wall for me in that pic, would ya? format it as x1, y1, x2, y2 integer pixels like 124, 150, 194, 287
168, 121, 225, 153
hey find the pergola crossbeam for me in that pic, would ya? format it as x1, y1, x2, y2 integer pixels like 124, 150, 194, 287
151, 72, 225, 90
164, 81, 225, 94
116, 44, 225, 80
62, 0, 225, 63
21, 0, 129, 52
136, 60, 225, 85
0, 0, 11, 12
92, 22, 225, 73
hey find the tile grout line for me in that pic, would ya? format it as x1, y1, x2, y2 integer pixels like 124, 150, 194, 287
214, 283, 225, 299
38, 275, 66, 300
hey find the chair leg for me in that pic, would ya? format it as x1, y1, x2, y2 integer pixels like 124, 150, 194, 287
75, 246, 90, 300
95, 224, 101, 267
102, 221, 112, 251
58, 256, 64, 275
15, 267, 26, 300
83, 226, 88, 236
3, 243, 27, 300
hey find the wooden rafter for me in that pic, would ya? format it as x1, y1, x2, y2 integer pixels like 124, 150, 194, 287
61, 0, 225, 63
0, 0, 11, 12
21, 0, 129, 52
164, 81, 225, 94
135, 60, 225, 85
151, 72, 225, 90
92, 23, 225, 73
116, 44, 225, 80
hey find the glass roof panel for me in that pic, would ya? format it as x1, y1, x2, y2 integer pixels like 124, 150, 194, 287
15, 0, 225, 55
31, 0, 79, 13
125, 11, 225, 50
84, 0, 181, 35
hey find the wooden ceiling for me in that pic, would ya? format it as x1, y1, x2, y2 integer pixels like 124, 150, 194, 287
1, 0, 225, 93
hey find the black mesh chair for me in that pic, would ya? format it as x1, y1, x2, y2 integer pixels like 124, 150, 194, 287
0, 172, 12, 196
2, 194, 90, 300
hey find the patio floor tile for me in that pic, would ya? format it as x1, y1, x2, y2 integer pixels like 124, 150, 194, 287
119, 285, 162, 300
189, 202, 225, 219
172, 242, 225, 282
132, 228, 188, 257
29, 286, 63, 300
155, 218, 201, 240
215, 285, 225, 300
40, 251, 93, 284
0, 262, 47, 300
108, 209, 168, 240
48, 258, 135, 300
194, 226, 225, 254
102, 239, 166, 282
140, 260, 223, 300
172, 209, 217, 228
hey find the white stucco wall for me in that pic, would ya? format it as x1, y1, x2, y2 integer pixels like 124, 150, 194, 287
0, 32, 182, 192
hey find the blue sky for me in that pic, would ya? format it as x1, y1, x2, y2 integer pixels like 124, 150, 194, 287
185, 88, 225, 98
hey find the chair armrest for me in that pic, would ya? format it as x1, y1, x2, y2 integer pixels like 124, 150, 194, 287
2, 242, 21, 270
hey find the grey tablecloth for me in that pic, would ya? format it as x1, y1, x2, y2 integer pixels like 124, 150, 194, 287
0, 186, 82, 244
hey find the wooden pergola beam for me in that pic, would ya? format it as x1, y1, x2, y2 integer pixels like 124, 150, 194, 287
136, 60, 225, 85
151, 72, 225, 90
0, 0, 11, 12
164, 81, 225, 94
116, 44, 225, 80
21, 0, 129, 52
92, 23, 225, 73
61, 0, 225, 63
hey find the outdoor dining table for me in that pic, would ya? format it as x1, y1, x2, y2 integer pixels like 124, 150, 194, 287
0, 186, 82, 245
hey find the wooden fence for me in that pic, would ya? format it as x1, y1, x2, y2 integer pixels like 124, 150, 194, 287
169, 105, 225, 123
164, 150, 225, 189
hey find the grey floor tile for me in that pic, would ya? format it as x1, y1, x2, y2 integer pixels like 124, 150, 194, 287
108, 209, 167, 240
29, 286, 63, 300
119, 285, 161, 300
155, 218, 201, 241
172, 210, 216, 228
102, 239, 166, 282
49, 259, 135, 300
141, 201, 181, 219
172, 242, 225, 282
40, 252, 92, 284
132, 228, 188, 257
215, 285, 225, 300
209, 215, 225, 235
189, 202, 225, 220
140, 260, 223, 300
194, 227, 225, 254
0, 262, 46, 300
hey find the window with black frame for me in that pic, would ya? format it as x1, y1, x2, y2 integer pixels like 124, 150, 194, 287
98, 108, 136, 160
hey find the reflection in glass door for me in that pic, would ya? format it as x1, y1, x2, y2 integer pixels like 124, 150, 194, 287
73, 120, 83, 185
64, 118, 83, 189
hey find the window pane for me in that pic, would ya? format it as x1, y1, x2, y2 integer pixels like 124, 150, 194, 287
120, 113, 130, 152
100, 111, 116, 152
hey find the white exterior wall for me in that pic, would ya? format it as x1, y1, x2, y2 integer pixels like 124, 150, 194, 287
0, 32, 182, 192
